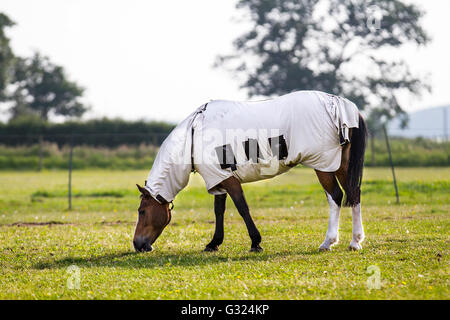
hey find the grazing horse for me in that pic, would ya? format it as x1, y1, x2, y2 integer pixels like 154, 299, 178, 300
133, 90, 367, 253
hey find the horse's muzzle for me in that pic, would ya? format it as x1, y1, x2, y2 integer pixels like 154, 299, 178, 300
133, 238, 153, 252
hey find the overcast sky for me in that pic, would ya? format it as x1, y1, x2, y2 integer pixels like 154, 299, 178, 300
1, 0, 449, 123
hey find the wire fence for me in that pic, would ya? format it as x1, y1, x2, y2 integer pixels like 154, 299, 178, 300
0, 132, 169, 171
0, 129, 448, 171
0, 129, 448, 209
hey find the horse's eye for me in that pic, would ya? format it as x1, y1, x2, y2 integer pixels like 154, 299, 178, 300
138, 210, 145, 216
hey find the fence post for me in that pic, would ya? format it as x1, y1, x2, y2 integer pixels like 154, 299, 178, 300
444, 106, 448, 142
38, 135, 43, 171
383, 124, 399, 204
68, 134, 73, 210
370, 131, 375, 166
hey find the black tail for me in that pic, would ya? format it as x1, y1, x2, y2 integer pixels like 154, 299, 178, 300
344, 114, 368, 207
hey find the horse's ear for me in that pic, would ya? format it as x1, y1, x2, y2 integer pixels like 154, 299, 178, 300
136, 184, 150, 197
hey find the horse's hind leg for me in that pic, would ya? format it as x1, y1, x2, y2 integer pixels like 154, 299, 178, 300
349, 203, 364, 250
335, 143, 365, 250
315, 170, 343, 251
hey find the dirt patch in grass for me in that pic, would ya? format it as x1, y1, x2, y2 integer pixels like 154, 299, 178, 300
8, 221, 74, 227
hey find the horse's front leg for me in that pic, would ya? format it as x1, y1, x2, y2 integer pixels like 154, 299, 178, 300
220, 177, 262, 252
204, 194, 227, 252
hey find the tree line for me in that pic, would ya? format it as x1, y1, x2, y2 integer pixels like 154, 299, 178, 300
0, 118, 174, 147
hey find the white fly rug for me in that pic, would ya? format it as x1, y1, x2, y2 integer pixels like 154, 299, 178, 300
145, 90, 360, 203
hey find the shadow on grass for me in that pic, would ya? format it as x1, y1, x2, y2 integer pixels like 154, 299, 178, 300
32, 247, 322, 270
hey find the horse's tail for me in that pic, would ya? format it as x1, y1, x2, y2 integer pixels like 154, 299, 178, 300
344, 113, 368, 207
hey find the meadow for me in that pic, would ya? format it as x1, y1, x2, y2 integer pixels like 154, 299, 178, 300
0, 167, 448, 299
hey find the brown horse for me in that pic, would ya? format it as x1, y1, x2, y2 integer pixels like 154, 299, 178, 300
133, 91, 368, 253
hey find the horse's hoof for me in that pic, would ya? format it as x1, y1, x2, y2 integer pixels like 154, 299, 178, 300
319, 239, 337, 252
250, 245, 263, 252
319, 242, 332, 251
204, 245, 219, 252
348, 242, 362, 251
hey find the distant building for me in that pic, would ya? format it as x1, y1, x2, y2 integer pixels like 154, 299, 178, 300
388, 105, 449, 141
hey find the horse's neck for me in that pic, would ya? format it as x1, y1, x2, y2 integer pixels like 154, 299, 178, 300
146, 133, 192, 202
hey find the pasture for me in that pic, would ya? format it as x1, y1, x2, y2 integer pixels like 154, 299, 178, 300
0, 167, 448, 299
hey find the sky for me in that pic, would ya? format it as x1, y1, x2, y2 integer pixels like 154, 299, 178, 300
1, 0, 449, 123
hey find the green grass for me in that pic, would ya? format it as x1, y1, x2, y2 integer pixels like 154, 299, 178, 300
365, 137, 449, 167
0, 167, 448, 299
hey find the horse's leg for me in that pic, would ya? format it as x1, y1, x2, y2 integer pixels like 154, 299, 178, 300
335, 143, 365, 250
348, 202, 364, 250
315, 170, 343, 251
220, 176, 262, 252
204, 194, 227, 252
335, 168, 365, 251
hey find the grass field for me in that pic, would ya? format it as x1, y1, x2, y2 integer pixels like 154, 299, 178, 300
0, 167, 448, 299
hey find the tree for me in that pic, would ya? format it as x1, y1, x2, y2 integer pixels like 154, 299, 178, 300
0, 13, 15, 102
1, 11, 88, 121
10, 53, 88, 120
216, 0, 430, 130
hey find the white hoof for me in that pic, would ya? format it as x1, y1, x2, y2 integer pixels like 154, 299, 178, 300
319, 237, 338, 251
348, 240, 362, 251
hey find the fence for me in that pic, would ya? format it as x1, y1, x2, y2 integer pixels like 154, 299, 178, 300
0, 129, 449, 209
0, 132, 168, 210
0, 132, 169, 171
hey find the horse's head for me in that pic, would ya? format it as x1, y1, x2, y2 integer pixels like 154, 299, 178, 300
133, 184, 171, 252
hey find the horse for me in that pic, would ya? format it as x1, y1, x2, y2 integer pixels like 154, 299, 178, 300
133, 90, 368, 253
